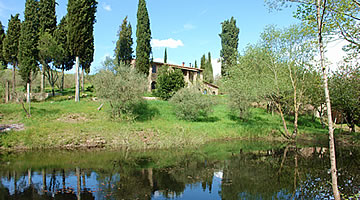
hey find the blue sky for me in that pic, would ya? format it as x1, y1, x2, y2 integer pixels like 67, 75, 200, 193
0, 0, 302, 76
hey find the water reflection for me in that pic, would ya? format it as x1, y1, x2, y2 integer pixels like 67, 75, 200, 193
0, 141, 359, 199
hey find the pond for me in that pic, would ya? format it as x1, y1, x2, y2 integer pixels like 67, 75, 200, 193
0, 141, 359, 200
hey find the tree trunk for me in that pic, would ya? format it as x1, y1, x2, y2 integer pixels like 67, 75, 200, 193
81, 67, 84, 92
316, 1, 340, 199
292, 84, 299, 139
26, 82, 30, 103
41, 64, 45, 93
61, 66, 65, 91
276, 102, 291, 138
5, 80, 9, 103
12, 64, 16, 100
75, 56, 80, 102
27, 82, 31, 116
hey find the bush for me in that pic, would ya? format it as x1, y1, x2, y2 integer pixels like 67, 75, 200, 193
94, 61, 147, 120
155, 66, 185, 100
170, 87, 215, 121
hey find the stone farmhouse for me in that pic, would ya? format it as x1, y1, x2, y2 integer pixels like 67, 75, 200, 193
131, 60, 219, 95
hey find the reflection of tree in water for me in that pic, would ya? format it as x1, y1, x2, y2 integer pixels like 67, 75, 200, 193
219, 146, 360, 200
0, 145, 360, 199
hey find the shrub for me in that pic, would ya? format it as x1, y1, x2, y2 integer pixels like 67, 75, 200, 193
170, 87, 215, 121
94, 61, 147, 120
155, 66, 185, 100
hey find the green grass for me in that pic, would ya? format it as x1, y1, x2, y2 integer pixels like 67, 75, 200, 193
0, 94, 332, 151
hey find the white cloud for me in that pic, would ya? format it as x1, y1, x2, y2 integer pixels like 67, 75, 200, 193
151, 38, 184, 48
102, 3, 112, 11
183, 23, 196, 30
325, 38, 349, 71
211, 58, 221, 78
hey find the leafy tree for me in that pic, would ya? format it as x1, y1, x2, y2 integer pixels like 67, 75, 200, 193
115, 16, 133, 65
67, 0, 97, 102
2, 14, 21, 97
18, 0, 39, 99
94, 59, 147, 120
54, 15, 74, 91
170, 87, 215, 121
136, 0, 152, 76
0, 21, 6, 68
225, 24, 316, 138
219, 17, 239, 76
38, 32, 63, 96
265, 1, 341, 197
38, 0, 57, 93
164, 48, 167, 63
155, 66, 185, 100
330, 64, 360, 132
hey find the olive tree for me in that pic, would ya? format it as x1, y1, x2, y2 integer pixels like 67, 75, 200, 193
94, 58, 147, 120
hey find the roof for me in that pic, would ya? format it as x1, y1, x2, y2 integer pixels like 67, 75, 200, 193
131, 59, 203, 72
153, 61, 203, 72
203, 81, 219, 89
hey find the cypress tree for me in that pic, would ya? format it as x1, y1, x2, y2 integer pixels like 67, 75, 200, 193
18, 0, 39, 103
38, 0, 57, 93
115, 16, 133, 65
136, 0, 152, 76
67, 0, 97, 102
54, 15, 74, 91
207, 52, 214, 83
219, 17, 239, 76
164, 48, 167, 63
38, 0, 56, 34
18, 0, 39, 84
3, 14, 21, 97
194, 60, 197, 68
0, 21, 6, 68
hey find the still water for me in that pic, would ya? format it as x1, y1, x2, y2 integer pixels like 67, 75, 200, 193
0, 141, 359, 200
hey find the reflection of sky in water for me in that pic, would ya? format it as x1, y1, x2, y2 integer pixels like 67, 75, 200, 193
152, 172, 223, 200
1, 170, 225, 199
1, 145, 359, 199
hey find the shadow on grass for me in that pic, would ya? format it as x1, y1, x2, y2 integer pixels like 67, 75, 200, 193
31, 107, 61, 116
194, 116, 220, 123
133, 102, 160, 122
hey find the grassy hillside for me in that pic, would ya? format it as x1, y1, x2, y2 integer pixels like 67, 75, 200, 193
0, 92, 334, 151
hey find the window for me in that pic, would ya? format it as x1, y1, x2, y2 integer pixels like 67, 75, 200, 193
152, 65, 157, 73
203, 89, 207, 95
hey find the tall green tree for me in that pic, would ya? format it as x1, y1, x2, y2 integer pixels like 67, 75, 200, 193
200, 53, 214, 83
38, 0, 57, 93
265, 1, 342, 198
330, 64, 360, 132
206, 52, 214, 83
18, 0, 39, 103
136, 0, 152, 76
194, 60, 197, 68
54, 15, 74, 91
115, 16, 133, 65
67, 0, 97, 102
38, 32, 63, 96
0, 21, 6, 68
219, 17, 239, 76
3, 14, 21, 97
38, 0, 57, 34
164, 48, 167, 63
